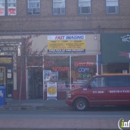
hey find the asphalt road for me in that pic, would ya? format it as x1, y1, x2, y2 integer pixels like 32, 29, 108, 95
0, 106, 130, 130
0, 106, 130, 119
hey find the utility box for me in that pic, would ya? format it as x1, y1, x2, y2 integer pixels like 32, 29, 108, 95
0, 86, 6, 106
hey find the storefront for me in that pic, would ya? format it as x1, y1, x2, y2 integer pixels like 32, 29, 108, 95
27, 34, 100, 100
0, 56, 13, 98
101, 33, 130, 74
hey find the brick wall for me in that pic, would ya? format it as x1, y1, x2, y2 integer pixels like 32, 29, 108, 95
0, 0, 130, 33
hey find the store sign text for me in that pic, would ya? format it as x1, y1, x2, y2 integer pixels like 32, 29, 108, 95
74, 62, 94, 67
78, 67, 90, 72
109, 90, 130, 93
48, 35, 85, 40
77, 73, 91, 79
52, 67, 69, 72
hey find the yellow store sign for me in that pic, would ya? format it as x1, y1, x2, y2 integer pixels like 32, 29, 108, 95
47, 35, 86, 53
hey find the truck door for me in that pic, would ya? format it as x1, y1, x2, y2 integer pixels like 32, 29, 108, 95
87, 77, 108, 105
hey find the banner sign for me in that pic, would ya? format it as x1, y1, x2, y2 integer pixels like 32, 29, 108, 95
47, 82, 57, 100
101, 33, 130, 63
47, 35, 86, 54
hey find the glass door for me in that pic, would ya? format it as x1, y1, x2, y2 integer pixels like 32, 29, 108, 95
0, 66, 6, 87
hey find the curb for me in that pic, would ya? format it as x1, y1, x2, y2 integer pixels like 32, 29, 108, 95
0, 105, 71, 111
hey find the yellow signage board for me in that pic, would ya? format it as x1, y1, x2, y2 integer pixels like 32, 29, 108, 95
0, 58, 12, 64
47, 35, 86, 53
47, 82, 57, 100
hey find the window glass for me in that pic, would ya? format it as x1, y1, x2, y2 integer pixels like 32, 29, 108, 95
107, 76, 130, 87
53, 0, 65, 15
106, 0, 119, 14
79, 0, 91, 14
0, 0, 5, 16
90, 77, 106, 88
28, 0, 40, 15
7, 0, 16, 15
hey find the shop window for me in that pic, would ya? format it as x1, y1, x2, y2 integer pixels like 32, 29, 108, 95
28, 0, 40, 15
0, 0, 16, 16
44, 55, 96, 90
106, 0, 119, 14
53, 0, 65, 15
78, 0, 91, 14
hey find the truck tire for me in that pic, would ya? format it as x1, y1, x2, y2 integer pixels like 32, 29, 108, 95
74, 98, 88, 111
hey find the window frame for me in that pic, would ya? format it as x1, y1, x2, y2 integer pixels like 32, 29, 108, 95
53, 0, 65, 15
78, 0, 91, 15
28, 0, 40, 15
0, 0, 17, 16
106, 0, 119, 14
7, 0, 17, 16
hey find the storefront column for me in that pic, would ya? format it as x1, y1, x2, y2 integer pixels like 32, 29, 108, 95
26, 69, 28, 99
101, 64, 103, 74
129, 63, 130, 73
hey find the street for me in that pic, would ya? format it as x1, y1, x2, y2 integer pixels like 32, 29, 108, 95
0, 106, 130, 130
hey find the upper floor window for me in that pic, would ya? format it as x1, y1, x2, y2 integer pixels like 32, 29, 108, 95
53, 0, 65, 15
79, 0, 91, 14
0, 0, 5, 16
28, 0, 40, 15
106, 0, 119, 14
0, 0, 16, 16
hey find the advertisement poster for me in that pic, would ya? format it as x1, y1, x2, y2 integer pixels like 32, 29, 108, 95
44, 70, 58, 82
8, 7, 16, 15
47, 82, 57, 100
47, 35, 86, 54
0, 8, 5, 16
44, 70, 51, 82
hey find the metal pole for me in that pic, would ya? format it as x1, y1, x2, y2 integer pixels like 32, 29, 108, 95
42, 55, 44, 100
96, 54, 98, 75
70, 55, 72, 89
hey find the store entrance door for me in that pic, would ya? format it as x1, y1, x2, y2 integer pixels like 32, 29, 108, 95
0, 66, 6, 87
28, 68, 43, 99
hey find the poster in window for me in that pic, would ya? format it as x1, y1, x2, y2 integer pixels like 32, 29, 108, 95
0, 8, 4, 15
8, 7, 16, 15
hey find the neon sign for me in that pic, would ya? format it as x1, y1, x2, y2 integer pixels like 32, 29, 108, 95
74, 62, 94, 67
52, 67, 69, 72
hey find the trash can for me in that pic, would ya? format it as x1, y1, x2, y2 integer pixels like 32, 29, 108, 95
0, 86, 6, 106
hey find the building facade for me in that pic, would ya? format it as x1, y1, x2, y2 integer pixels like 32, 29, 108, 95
0, 0, 130, 100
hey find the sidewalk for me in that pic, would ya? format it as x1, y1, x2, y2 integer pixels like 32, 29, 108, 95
0, 98, 69, 110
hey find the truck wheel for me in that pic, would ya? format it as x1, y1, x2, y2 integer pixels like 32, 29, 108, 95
74, 98, 88, 111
